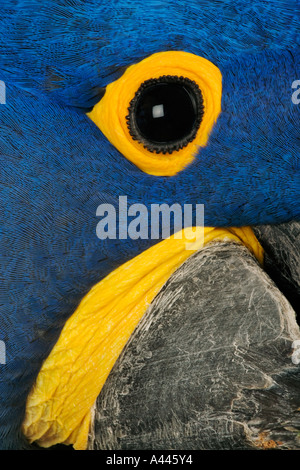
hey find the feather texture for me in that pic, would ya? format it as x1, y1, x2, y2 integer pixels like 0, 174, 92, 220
0, 0, 299, 448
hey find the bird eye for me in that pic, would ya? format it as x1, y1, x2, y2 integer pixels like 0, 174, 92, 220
126, 75, 204, 154
88, 51, 222, 176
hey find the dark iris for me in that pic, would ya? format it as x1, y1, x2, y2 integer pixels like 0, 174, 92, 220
126, 76, 204, 154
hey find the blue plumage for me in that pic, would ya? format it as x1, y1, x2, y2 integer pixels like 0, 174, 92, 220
0, 0, 299, 449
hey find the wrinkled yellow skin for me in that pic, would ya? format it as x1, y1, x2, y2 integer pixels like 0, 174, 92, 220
23, 227, 263, 449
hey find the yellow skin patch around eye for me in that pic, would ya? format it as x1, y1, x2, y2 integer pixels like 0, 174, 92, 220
22, 227, 263, 450
87, 51, 222, 176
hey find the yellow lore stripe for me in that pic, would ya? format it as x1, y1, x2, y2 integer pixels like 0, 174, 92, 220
22, 227, 263, 449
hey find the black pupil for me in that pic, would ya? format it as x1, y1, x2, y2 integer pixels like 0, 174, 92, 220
135, 82, 198, 144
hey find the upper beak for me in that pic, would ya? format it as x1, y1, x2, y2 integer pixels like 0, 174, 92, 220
90, 221, 300, 450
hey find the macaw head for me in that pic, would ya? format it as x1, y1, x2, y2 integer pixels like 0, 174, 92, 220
2, 0, 299, 224
0, 0, 299, 449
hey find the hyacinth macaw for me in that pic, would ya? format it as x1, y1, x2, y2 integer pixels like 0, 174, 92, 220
0, 0, 299, 450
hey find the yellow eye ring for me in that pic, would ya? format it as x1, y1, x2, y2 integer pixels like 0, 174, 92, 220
88, 51, 222, 176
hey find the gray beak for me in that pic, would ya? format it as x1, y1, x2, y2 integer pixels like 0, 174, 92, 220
89, 222, 300, 450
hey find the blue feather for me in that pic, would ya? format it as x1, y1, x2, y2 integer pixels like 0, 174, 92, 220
0, 0, 299, 448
